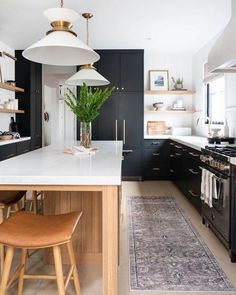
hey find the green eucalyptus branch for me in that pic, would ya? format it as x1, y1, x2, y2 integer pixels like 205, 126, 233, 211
64, 84, 114, 123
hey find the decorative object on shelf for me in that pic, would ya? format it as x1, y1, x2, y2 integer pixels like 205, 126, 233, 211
147, 120, 166, 135
0, 51, 17, 84
66, 13, 109, 86
145, 90, 195, 95
153, 102, 165, 111
64, 84, 114, 148
171, 99, 186, 111
149, 70, 169, 91
9, 117, 18, 132
171, 77, 184, 90
22, 0, 99, 66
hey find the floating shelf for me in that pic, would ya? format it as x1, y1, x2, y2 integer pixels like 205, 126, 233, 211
0, 108, 24, 114
0, 82, 24, 93
145, 90, 195, 95
145, 110, 194, 114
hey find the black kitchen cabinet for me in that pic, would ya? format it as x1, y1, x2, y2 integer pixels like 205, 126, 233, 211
170, 141, 201, 212
15, 51, 42, 151
143, 139, 170, 180
230, 165, 236, 261
16, 140, 31, 155
95, 50, 143, 92
90, 50, 144, 179
0, 144, 17, 161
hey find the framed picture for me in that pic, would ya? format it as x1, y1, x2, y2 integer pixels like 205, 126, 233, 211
149, 70, 169, 91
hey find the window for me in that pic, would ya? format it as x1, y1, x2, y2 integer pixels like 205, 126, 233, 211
206, 76, 225, 124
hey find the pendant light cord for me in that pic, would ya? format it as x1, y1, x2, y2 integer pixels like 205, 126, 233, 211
61, 0, 64, 8
86, 18, 89, 45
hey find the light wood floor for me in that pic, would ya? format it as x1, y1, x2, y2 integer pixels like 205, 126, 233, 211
5, 181, 236, 294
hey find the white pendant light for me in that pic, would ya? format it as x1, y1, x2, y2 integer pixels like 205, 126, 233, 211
22, 1, 100, 66
65, 13, 110, 86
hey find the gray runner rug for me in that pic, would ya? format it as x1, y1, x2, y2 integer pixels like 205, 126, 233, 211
128, 196, 235, 291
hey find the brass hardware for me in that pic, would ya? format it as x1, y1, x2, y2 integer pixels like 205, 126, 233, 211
121, 87, 124, 90
170, 142, 175, 146
188, 190, 199, 197
189, 152, 199, 157
170, 169, 174, 173
153, 153, 160, 156
82, 13, 94, 19
174, 145, 182, 149
153, 168, 160, 171
175, 153, 181, 156
115, 120, 118, 141
116, 87, 119, 90
123, 120, 126, 145
80, 64, 96, 70
47, 21, 77, 36
151, 141, 159, 145
170, 154, 175, 158
188, 169, 199, 175
0, 51, 17, 61
123, 150, 133, 153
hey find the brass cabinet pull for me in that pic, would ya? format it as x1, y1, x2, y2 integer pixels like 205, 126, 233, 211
123, 149, 133, 153
115, 120, 118, 141
188, 168, 200, 175
174, 145, 182, 149
170, 169, 174, 173
152, 168, 160, 171
188, 190, 199, 197
123, 120, 126, 145
175, 153, 181, 156
189, 152, 199, 157
170, 154, 175, 158
151, 141, 160, 145
153, 153, 160, 156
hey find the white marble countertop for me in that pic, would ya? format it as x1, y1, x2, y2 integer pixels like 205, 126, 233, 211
145, 135, 208, 151
0, 137, 31, 146
0, 141, 123, 185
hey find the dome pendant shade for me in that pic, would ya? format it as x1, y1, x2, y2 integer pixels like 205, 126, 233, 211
65, 65, 109, 86
22, 7, 100, 66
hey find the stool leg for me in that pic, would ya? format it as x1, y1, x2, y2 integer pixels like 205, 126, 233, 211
53, 246, 65, 295
18, 248, 27, 295
32, 191, 37, 214
0, 208, 4, 274
0, 247, 14, 295
66, 241, 81, 295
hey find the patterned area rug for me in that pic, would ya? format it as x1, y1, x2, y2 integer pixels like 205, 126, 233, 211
128, 196, 235, 291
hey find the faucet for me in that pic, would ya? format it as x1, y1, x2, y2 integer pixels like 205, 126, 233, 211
196, 116, 212, 137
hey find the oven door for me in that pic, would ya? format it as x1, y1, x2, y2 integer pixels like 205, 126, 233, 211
201, 166, 230, 245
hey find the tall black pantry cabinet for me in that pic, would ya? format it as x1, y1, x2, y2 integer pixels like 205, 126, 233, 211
15, 51, 42, 150
91, 50, 144, 179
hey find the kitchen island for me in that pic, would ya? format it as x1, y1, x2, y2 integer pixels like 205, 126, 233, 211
0, 140, 123, 295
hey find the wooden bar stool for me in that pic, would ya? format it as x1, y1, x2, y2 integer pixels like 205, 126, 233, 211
0, 211, 82, 295
0, 191, 26, 274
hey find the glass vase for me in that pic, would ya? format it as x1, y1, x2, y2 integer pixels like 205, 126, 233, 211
80, 122, 92, 148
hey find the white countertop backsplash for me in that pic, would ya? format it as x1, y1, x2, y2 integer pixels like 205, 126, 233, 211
0, 137, 31, 146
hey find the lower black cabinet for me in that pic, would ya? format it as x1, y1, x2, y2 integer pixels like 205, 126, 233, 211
170, 141, 201, 213
17, 140, 31, 155
143, 139, 170, 180
122, 149, 142, 179
0, 144, 17, 161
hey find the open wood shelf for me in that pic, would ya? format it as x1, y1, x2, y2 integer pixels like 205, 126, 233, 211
0, 108, 24, 114
145, 90, 195, 95
0, 82, 24, 93
145, 110, 194, 114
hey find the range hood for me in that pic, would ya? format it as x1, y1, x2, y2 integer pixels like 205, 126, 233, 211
208, 0, 236, 73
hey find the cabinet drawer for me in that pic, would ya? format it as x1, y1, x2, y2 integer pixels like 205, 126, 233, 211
31, 137, 42, 150
143, 148, 169, 162
0, 144, 17, 161
144, 139, 169, 148
143, 161, 170, 179
17, 140, 31, 155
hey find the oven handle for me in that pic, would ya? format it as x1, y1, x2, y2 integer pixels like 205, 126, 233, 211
199, 166, 228, 182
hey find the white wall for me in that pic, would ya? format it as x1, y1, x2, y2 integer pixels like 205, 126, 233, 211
144, 50, 193, 136
42, 65, 77, 146
0, 41, 15, 131
192, 34, 236, 137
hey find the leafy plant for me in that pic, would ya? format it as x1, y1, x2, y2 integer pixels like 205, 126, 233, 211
64, 84, 114, 122
171, 77, 183, 85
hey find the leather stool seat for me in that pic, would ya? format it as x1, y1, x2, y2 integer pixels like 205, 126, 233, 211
0, 191, 26, 207
0, 211, 82, 248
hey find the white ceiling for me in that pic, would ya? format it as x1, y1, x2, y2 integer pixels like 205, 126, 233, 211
0, 0, 231, 55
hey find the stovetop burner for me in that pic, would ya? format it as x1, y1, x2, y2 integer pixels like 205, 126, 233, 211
205, 145, 236, 157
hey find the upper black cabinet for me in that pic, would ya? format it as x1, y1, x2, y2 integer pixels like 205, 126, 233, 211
15, 51, 42, 150
95, 50, 143, 92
